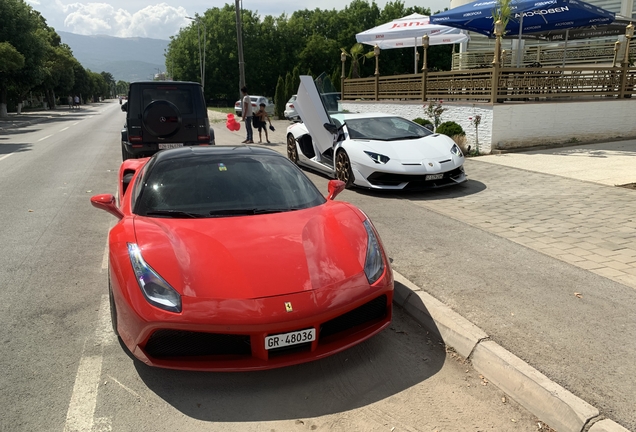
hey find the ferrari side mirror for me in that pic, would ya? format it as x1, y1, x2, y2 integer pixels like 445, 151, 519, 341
327, 180, 346, 200
91, 194, 124, 220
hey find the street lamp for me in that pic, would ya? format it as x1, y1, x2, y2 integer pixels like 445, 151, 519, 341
421, 34, 429, 102
623, 22, 634, 67
340, 51, 347, 99
235, 0, 246, 95
421, 34, 429, 72
186, 15, 206, 92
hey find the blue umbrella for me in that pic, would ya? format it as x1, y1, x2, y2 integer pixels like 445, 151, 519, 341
430, 0, 615, 37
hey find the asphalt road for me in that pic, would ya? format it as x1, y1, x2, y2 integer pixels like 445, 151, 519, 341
0, 103, 542, 431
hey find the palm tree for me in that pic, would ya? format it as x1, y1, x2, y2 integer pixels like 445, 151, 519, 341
340, 43, 375, 79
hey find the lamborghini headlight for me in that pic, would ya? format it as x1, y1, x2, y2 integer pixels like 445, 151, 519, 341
364, 151, 390, 164
127, 243, 182, 313
450, 144, 463, 157
363, 220, 385, 284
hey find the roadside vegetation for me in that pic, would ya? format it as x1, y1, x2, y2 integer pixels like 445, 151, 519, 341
166, 1, 454, 109
0, 0, 126, 116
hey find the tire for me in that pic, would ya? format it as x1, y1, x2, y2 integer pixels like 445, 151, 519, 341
287, 134, 299, 164
335, 150, 354, 188
108, 277, 119, 336
142, 100, 181, 138
121, 142, 132, 161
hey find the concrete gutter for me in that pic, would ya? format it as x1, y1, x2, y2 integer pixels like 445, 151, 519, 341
392, 270, 631, 432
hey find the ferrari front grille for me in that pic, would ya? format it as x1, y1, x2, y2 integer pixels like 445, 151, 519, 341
319, 295, 388, 339
144, 329, 251, 358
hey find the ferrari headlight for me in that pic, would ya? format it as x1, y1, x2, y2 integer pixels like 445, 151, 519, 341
363, 220, 385, 284
450, 144, 463, 157
127, 243, 182, 313
364, 151, 390, 164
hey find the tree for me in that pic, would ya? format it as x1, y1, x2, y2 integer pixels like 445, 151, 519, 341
284, 72, 293, 102
0, 0, 48, 116
274, 76, 285, 118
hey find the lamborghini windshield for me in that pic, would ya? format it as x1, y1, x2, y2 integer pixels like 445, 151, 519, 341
134, 153, 326, 217
345, 116, 433, 141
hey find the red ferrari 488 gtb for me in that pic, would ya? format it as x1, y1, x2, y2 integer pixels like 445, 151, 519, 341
91, 146, 393, 371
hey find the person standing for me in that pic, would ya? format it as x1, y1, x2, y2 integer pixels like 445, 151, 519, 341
67, 95, 73, 109
254, 103, 272, 144
73, 95, 80, 110
240, 86, 253, 144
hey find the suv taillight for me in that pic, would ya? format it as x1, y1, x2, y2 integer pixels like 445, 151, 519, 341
198, 135, 210, 142
129, 136, 142, 142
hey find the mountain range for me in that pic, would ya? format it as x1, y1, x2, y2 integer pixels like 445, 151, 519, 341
59, 31, 169, 83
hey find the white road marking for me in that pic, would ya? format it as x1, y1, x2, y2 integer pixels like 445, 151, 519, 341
0, 154, 13, 162
63, 355, 102, 432
63, 294, 113, 432
107, 375, 141, 399
60, 127, 69, 132
73, 122, 80, 126
38, 135, 52, 142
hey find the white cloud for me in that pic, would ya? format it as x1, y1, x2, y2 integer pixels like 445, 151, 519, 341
56, 1, 189, 39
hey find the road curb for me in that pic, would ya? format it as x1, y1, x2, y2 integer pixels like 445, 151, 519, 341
392, 270, 630, 432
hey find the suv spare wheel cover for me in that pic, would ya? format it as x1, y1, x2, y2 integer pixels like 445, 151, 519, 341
142, 100, 182, 138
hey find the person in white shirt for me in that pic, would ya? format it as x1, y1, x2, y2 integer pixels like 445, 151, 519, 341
240, 86, 253, 144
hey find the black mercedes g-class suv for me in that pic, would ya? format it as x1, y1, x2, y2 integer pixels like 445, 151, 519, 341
120, 81, 215, 160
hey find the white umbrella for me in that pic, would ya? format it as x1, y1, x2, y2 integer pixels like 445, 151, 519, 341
356, 14, 469, 73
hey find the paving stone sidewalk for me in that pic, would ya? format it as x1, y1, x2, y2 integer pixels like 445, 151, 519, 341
414, 159, 636, 291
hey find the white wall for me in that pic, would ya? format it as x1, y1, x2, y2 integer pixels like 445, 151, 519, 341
342, 99, 636, 154
491, 99, 636, 150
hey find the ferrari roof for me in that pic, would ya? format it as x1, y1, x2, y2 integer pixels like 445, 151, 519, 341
152, 145, 282, 163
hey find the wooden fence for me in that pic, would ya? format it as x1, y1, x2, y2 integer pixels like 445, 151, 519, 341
342, 65, 636, 104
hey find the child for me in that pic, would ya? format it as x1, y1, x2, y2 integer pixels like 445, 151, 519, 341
253, 103, 272, 143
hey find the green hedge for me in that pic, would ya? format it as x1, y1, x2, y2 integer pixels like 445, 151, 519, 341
436, 121, 465, 137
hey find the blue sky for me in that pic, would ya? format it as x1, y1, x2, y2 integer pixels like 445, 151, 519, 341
26, 0, 451, 40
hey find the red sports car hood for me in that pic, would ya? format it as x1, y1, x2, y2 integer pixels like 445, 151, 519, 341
133, 203, 369, 300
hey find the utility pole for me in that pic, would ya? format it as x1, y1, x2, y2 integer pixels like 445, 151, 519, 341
186, 15, 206, 92
235, 0, 246, 97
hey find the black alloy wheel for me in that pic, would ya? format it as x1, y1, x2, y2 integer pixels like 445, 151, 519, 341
335, 150, 354, 188
287, 134, 299, 164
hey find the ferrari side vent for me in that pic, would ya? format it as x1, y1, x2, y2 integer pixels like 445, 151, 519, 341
319, 295, 388, 339
144, 329, 251, 358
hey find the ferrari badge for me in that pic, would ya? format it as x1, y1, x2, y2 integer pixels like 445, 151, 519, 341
285, 302, 293, 312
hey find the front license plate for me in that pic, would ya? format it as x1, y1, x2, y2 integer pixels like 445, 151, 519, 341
265, 328, 316, 350
425, 173, 444, 180
158, 143, 183, 149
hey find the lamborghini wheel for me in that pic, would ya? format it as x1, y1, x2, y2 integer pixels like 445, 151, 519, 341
335, 150, 354, 188
287, 134, 298, 164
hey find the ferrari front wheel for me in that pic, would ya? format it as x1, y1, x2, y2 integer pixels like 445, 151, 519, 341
287, 134, 298, 164
335, 150, 354, 188
108, 277, 119, 337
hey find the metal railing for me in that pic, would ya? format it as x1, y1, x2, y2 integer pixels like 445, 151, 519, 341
342, 65, 636, 103
452, 42, 636, 69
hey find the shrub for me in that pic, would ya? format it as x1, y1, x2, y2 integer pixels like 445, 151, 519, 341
412, 117, 433, 127
436, 121, 465, 137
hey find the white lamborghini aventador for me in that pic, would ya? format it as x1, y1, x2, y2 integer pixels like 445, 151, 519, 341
286, 75, 467, 190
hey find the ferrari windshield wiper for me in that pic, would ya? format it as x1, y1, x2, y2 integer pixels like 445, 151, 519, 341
208, 208, 299, 217
145, 210, 207, 218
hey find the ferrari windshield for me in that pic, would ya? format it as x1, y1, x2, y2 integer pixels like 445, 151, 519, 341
135, 153, 326, 217
345, 116, 433, 141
